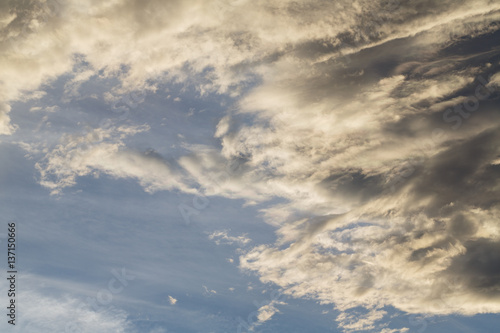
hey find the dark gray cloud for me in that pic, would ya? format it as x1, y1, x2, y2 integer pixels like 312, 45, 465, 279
446, 238, 500, 295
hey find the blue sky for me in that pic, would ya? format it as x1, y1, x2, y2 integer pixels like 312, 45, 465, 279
1, 0, 500, 332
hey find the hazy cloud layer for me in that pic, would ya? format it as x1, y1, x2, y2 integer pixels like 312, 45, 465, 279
0, 276, 132, 333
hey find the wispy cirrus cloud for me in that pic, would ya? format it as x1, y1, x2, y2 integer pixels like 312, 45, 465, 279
0, 275, 133, 333
208, 230, 251, 246
34, 124, 197, 195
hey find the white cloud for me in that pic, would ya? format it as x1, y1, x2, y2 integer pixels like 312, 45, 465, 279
0, 285, 132, 333
255, 300, 285, 324
380, 329, 409, 333
35, 125, 195, 195
489, 72, 500, 87
0, 102, 16, 135
208, 230, 251, 246
2, 0, 498, 138
336, 309, 387, 333
202, 285, 217, 296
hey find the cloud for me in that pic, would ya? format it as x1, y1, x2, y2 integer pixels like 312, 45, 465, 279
202, 285, 217, 296
235, 78, 500, 327
5, 0, 500, 330
255, 300, 285, 324
3, 0, 498, 135
214, 5, 500, 330
208, 230, 251, 246
35, 124, 195, 195
0, 282, 133, 333
336, 308, 388, 333
380, 329, 409, 333
27, 1, 500, 328
0, 102, 16, 135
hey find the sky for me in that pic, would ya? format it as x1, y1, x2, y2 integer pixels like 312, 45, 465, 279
1, 0, 500, 332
